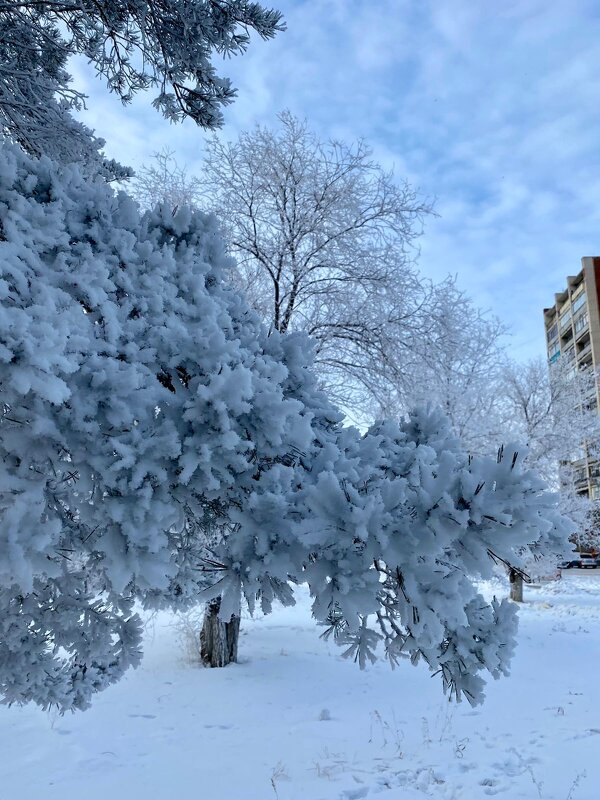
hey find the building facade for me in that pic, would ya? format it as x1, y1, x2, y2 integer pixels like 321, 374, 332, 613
543, 256, 600, 500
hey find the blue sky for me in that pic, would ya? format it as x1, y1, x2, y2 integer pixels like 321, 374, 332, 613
72, 0, 600, 362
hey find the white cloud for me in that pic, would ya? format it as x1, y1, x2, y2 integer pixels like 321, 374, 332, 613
70, 0, 600, 361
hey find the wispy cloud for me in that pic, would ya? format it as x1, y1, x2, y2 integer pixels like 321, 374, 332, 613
72, 0, 600, 360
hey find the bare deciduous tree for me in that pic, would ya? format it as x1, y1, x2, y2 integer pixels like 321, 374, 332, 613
198, 111, 435, 417
499, 356, 600, 596
501, 356, 600, 488
392, 281, 507, 454
132, 148, 203, 213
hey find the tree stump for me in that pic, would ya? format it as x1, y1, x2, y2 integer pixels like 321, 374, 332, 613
200, 597, 240, 667
509, 569, 524, 603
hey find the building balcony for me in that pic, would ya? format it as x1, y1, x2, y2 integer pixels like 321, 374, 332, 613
561, 327, 574, 343
577, 341, 592, 362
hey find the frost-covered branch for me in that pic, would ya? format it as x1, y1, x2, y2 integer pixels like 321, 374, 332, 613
134, 111, 435, 419
0, 1, 283, 171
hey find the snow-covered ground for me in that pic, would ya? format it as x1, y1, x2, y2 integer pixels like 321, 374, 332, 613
1, 574, 599, 800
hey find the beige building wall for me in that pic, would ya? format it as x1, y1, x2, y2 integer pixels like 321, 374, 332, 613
543, 257, 600, 500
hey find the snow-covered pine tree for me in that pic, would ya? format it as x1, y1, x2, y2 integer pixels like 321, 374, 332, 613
0, 141, 316, 709
202, 406, 571, 703
0, 144, 570, 711
1, 1, 284, 173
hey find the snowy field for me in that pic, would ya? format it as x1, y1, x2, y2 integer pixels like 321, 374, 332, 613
1, 575, 599, 800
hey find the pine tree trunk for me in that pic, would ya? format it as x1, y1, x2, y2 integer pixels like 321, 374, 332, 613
200, 597, 240, 667
509, 569, 524, 603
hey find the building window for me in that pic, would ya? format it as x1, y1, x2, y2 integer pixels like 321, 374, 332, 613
574, 311, 588, 335
547, 322, 558, 342
572, 291, 586, 314
559, 311, 572, 331
548, 341, 560, 362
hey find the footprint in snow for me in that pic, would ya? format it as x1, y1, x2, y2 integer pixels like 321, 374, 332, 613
480, 778, 498, 787
572, 728, 600, 739
340, 788, 369, 799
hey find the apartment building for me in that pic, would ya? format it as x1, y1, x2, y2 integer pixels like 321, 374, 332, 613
543, 256, 600, 499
